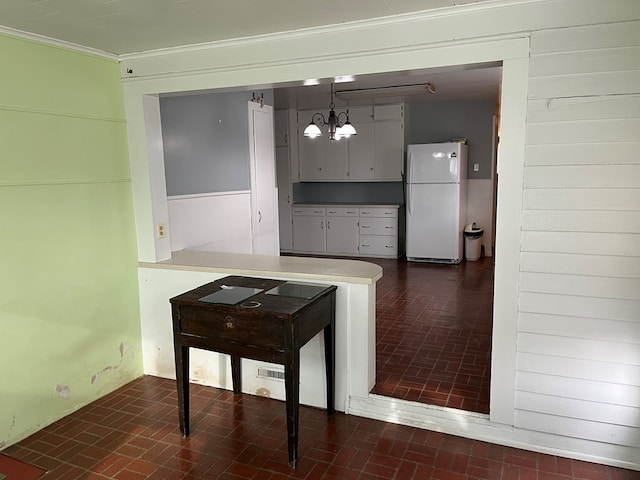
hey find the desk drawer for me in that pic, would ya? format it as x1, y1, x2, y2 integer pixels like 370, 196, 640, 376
179, 306, 284, 350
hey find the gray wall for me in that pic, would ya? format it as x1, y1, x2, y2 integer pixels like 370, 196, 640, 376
293, 182, 404, 204
406, 98, 497, 180
160, 90, 274, 196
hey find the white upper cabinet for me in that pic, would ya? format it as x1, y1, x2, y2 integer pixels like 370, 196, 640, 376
298, 110, 324, 180
374, 119, 404, 181
346, 105, 374, 124
298, 109, 349, 181
298, 104, 404, 182
322, 134, 348, 180
346, 106, 374, 180
348, 122, 375, 180
373, 104, 404, 181
374, 104, 403, 121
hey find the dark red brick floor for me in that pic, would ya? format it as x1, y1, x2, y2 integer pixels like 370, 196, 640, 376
4, 376, 637, 479
369, 257, 494, 414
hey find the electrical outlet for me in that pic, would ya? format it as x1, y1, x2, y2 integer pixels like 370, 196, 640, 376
157, 223, 165, 239
473, 163, 480, 172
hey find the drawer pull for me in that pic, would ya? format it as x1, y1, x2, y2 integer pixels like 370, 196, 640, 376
361, 225, 370, 228
224, 316, 237, 328
386, 245, 394, 248
362, 244, 371, 247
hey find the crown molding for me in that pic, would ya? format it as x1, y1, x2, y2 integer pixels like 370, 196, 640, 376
0, 25, 117, 61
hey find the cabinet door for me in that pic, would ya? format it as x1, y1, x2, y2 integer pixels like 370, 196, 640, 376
347, 105, 374, 124
322, 134, 348, 180
347, 122, 374, 180
374, 120, 404, 181
326, 216, 359, 255
292, 215, 325, 253
374, 104, 403, 121
298, 110, 324, 180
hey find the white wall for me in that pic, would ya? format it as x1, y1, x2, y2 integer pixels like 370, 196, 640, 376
167, 192, 252, 253
516, 19, 640, 452
121, 0, 640, 470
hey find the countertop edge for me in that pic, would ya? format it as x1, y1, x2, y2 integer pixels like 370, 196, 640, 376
138, 250, 383, 285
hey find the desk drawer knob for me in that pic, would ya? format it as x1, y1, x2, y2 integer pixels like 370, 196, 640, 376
224, 316, 237, 328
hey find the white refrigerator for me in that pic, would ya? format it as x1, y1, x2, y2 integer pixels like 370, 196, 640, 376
405, 142, 467, 263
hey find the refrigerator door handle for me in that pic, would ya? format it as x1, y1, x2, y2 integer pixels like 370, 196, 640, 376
407, 151, 413, 184
407, 182, 412, 215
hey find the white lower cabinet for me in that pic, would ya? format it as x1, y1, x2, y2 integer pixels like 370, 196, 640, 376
359, 235, 398, 257
292, 207, 325, 253
358, 207, 399, 257
292, 204, 399, 258
326, 208, 359, 255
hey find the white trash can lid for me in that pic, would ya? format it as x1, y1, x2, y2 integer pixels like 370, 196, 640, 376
464, 222, 483, 234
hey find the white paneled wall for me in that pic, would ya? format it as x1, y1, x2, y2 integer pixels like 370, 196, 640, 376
517, 20, 640, 448
167, 191, 253, 253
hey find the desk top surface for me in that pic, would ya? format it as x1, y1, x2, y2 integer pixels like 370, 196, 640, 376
170, 275, 336, 317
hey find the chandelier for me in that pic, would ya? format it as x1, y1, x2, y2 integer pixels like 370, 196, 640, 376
303, 83, 356, 141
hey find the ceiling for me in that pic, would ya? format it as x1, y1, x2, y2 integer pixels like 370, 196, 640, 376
274, 64, 502, 110
0, 0, 497, 56
0, 0, 502, 105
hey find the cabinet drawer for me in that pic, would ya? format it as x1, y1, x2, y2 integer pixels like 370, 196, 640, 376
179, 306, 284, 350
292, 206, 325, 216
359, 217, 397, 235
359, 207, 398, 218
359, 235, 398, 256
327, 207, 358, 217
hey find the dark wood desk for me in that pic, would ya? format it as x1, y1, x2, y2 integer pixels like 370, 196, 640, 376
170, 275, 336, 467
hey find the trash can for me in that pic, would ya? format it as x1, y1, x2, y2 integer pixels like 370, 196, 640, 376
464, 223, 484, 261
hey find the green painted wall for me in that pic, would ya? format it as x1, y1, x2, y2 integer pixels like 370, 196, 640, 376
0, 34, 142, 447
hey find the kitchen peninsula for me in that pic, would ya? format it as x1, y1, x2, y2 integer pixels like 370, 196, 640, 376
137, 249, 382, 413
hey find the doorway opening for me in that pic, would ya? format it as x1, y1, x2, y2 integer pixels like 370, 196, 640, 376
274, 63, 502, 415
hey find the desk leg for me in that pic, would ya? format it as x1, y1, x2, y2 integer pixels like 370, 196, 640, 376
324, 294, 336, 415
324, 324, 335, 415
284, 350, 300, 468
175, 344, 190, 437
230, 355, 242, 395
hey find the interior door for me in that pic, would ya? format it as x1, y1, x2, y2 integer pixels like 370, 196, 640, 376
248, 101, 279, 255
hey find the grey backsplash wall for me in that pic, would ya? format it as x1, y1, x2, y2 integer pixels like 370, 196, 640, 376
293, 182, 405, 205
161, 89, 274, 196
